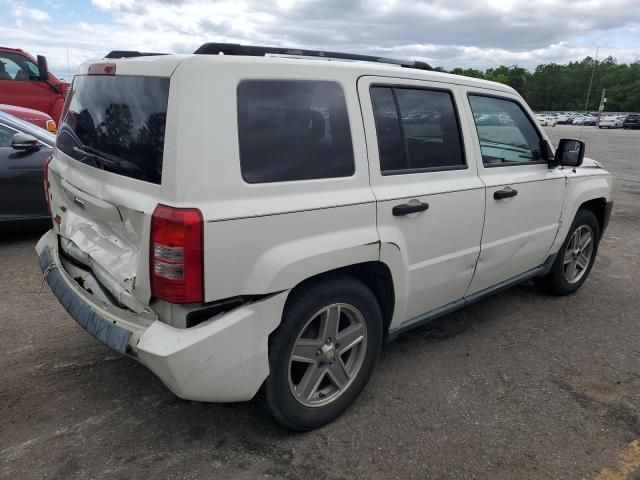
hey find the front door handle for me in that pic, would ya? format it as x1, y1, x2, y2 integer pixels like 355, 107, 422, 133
392, 201, 429, 216
494, 187, 518, 200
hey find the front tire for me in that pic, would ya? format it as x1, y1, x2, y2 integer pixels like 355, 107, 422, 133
265, 275, 382, 431
536, 209, 601, 295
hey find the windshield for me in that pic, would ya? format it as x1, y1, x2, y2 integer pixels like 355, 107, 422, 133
56, 75, 169, 184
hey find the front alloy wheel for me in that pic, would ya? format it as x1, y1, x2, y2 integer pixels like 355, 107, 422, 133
563, 225, 594, 284
535, 208, 601, 296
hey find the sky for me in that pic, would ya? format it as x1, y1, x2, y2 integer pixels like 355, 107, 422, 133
1, 0, 639, 80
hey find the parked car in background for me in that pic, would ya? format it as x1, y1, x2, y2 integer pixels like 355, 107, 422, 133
37, 44, 613, 431
0, 104, 56, 132
571, 114, 585, 125
582, 116, 598, 126
0, 110, 55, 225
623, 114, 640, 129
536, 114, 557, 127
573, 114, 597, 126
0, 47, 70, 123
598, 116, 624, 129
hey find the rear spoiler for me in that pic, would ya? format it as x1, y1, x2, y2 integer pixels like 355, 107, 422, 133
104, 50, 168, 59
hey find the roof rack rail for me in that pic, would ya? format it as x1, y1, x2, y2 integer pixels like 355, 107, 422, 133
193, 43, 432, 71
105, 50, 168, 59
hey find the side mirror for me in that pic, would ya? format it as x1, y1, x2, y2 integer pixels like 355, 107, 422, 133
37, 55, 49, 82
12, 133, 41, 152
554, 138, 585, 167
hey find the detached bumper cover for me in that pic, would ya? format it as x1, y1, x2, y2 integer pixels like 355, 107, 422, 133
36, 230, 288, 402
38, 248, 132, 353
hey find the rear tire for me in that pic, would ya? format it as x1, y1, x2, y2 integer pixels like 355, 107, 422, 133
536, 209, 600, 295
265, 274, 382, 431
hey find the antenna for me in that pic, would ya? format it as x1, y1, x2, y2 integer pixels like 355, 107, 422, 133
66, 47, 71, 80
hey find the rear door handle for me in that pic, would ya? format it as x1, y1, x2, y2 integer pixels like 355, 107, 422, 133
392, 201, 429, 216
494, 187, 518, 200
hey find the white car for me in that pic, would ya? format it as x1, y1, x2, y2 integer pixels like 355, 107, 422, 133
573, 115, 597, 125
536, 114, 557, 127
37, 43, 613, 430
598, 116, 624, 128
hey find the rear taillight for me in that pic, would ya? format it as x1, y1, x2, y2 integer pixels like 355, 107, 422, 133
150, 204, 204, 304
43, 154, 53, 213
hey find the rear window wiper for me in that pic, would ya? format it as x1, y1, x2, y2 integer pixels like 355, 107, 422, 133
72, 145, 147, 178
72, 145, 124, 167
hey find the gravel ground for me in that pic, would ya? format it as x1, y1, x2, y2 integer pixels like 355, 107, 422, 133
1, 125, 639, 480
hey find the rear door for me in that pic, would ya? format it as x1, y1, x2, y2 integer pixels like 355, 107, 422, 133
358, 77, 485, 326
47, 71, 172, 307
461, 90, 565, 295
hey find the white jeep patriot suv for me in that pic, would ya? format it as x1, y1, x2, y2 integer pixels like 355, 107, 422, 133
37, 43, 613, 430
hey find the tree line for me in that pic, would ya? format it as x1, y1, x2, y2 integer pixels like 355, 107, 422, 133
437, 56, 640, 113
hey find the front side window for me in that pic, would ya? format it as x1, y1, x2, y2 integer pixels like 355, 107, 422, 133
0, 52, 39, 81
237, 80, 355, 183
371, 86, 465, 174
0, 124, 15, 147
468, 95, 544, 166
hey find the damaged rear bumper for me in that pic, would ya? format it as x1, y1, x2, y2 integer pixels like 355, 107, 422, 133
36, 229, 288, 402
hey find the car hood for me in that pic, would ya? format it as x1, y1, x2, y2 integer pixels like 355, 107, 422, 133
581, 157, 603, 169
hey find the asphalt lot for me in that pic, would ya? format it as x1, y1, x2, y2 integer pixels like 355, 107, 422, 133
1, 125, 639, 479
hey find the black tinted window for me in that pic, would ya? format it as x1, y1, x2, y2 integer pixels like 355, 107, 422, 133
237, 81, 354, 183
0, 124, 14, 147
370, 87, 405, 171
371, 86, 465, 173
56, 75, 169, 184
468, 95, 543, 166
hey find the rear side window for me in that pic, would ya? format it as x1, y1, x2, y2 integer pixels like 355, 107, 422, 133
371, 86, 465, 174
56, 75, 169, 184
237, 80, 354, 183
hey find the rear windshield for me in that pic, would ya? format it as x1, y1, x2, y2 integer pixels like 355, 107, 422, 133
56, 75, 169, 184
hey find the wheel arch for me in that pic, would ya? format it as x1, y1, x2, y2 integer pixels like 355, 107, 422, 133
579, 197, 607, 234
283, 261, 396, 338
550, 174, 612, 254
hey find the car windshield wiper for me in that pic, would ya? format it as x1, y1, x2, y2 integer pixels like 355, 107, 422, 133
479, 139, 532, 150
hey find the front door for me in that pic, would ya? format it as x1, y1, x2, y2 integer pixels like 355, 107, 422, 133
358, 77, 485, 328
0, 123, 50, 221
461, 90, 566, 295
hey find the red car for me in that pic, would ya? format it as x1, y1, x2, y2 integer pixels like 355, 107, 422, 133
0, 47, 70, 123
0, 103, 56, 132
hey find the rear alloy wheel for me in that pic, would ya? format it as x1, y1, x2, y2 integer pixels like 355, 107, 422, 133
266, 275, 382, 431
288, 303, 367, 407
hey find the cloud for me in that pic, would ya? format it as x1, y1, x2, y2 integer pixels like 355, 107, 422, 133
1, 0, 638, 78
12, 3, 51, 22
